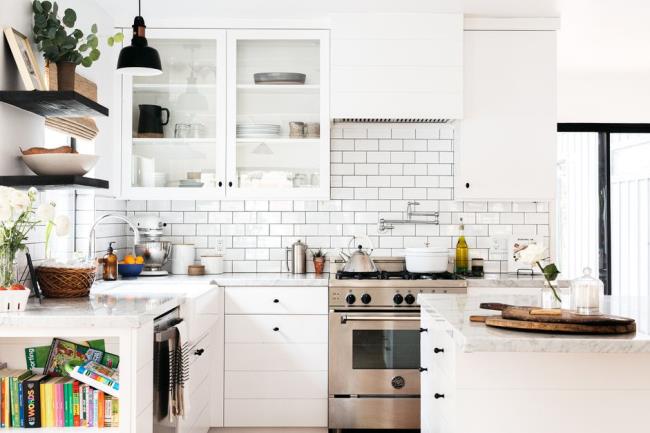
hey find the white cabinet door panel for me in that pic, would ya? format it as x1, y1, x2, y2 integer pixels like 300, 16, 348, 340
224, 399, 327, 427
225, 371, 327, 399
225, 343, 328, 371
457, 30, 556, 200
225, 286, 327, 314
225, 315, 327, 343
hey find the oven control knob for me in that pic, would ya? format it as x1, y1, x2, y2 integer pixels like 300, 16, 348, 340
393, 294, 404, 305
361, 293, 372, 304
345, 294, 356, 305
404, 294, 416, 305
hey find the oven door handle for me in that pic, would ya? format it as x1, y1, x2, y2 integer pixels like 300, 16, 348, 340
340, 315, 420, 323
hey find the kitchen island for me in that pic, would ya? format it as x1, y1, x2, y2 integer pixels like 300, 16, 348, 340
418, 293, 650, 433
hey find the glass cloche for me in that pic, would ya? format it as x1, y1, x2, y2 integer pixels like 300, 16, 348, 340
571, 267, 603, 315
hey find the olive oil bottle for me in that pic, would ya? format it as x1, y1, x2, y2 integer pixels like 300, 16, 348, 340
455, 217, 469, 274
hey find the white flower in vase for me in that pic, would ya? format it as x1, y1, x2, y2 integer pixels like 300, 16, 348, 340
54, 214, 71, 237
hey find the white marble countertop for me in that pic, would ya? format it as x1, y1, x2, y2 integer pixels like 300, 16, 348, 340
466, 273, 569, 288
0, 273, 328, 329
418, 293, 650, 353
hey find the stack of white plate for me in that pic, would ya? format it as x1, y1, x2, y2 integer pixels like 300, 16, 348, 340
237, 124, 280, 138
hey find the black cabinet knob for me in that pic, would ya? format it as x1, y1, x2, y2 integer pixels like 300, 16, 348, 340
404, 294, 416, 304
273, 327, 280, 332
218, 181, 223, 187
345, 294, 356, 305
419, 367, 428, 372
465, 182, 470, 189
194, 348, 205, 356
228, 181, 233, 187
434, 347, 445, 354
273, 298, 279, 303
361, 293, 371, 304
434, 393, 445, 399
393, 294, 404, 305
419, 328, 428, 333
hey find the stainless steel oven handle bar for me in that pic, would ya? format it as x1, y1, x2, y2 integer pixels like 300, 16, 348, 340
340, 315, 420, 323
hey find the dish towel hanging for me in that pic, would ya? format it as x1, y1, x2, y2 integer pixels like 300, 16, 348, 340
167, 320, 190, 421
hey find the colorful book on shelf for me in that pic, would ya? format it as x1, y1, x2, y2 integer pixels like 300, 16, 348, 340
43, 338, 119, 377
69, 361, 119, 397
9, 369, 32, 428
0, 368, 15, 428
25, 339, 107, 373
22, 374, 46, 428
72, 380, 80, 427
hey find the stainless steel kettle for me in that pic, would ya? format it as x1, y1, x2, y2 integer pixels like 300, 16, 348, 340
285, 239, 307, 274
339, 235, 378, 273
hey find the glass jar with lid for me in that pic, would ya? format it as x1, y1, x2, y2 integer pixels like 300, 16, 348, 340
571, 267, 603, 315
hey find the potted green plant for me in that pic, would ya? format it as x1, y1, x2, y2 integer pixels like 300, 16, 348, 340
311, 249, 327, 275
31, 0, 123, 90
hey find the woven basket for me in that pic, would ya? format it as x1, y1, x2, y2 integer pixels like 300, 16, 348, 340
37, 266, 96, 298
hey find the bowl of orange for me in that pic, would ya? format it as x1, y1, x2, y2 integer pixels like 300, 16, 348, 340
118, 255, 145, 278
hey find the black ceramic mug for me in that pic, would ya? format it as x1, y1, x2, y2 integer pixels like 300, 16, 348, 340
138, 104, 170, 135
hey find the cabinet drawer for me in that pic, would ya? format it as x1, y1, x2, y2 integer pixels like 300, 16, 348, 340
430, 329, 455, 377
225, 371, 327, 399
182, 287, 221, 343
187, 334, 212, 393
225, 286, 327, 314
179, 374, 211, 432
225, 343, 328, 371
224, 398, 327, 427
225, 315, 327, 343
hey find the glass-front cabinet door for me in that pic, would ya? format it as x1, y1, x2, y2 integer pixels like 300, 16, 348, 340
121, 29, 227, 199
226, 30, 330, 199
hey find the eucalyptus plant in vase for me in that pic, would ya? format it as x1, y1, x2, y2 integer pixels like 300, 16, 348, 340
0, 187, 70, 288
31, 0, 123, 90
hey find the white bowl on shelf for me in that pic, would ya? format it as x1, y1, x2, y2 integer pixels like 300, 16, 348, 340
22, 153, 99, 176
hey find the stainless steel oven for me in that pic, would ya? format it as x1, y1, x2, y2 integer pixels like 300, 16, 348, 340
329, 309, 421, 429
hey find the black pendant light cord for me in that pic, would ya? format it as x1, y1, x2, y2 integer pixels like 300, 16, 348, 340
138, 0, 142, 17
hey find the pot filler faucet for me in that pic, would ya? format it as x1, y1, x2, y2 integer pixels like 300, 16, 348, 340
87, 213, 141, 261
378, 201, 440, 232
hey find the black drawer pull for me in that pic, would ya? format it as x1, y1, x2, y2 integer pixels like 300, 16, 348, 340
418, 367, 428, 372
434, 347, 445, 354
434, 393, 445, 399
273, 298, 279, 303
194, 348, 205, 356
419, 328, 428, 333
273, 327, 280, 331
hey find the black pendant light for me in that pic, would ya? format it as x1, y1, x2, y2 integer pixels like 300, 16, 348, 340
117, 0, 162, 76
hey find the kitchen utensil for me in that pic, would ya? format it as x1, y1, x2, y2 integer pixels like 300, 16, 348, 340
478, 316, 636, 334
117, 263, 144, 278
187, 264, 205, 276
285, 239, 307, 274
134, 241, 172, 275
132, 155, 155, 187
200, 255, 223, 274
338, 235, 378, 273
179, 180, 204, 188
237, 124, 280, 138
289, 121, 305, 138
171, 244, 195, 275
174, 123, 191, 138
189, 123, 205, 138
305, 122, 320, 138
404, 247, 448, 273
22, 153, 99, 176
479, 303, 635, 326
137, 104, 169, 138
254, 72, 306, 84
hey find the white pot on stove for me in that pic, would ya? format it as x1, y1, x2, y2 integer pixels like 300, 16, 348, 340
404, 248, 449, 273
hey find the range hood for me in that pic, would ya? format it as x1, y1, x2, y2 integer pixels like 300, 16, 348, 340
330, 13, 463, 122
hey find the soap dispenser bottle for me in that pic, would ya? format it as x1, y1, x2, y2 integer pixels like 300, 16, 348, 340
102, 242, 118, 281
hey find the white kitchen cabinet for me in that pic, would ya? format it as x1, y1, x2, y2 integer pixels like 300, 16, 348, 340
455, 30, 557, 201
226, 30, 330, 199
331, 13, 463, 120
223, 285, 328, 428
119, 28, 330, 200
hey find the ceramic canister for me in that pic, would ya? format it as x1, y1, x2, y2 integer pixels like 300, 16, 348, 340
200, 255, 224, 275
171, 244, 195, 275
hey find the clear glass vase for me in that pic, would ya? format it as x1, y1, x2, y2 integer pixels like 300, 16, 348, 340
541, 282, 562, 309
0, 245, 18, 288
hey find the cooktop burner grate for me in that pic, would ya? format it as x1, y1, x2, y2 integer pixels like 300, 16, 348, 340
335, 270, 463, 280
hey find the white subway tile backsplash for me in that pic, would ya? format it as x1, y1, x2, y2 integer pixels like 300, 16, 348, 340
83, 124, 551, 274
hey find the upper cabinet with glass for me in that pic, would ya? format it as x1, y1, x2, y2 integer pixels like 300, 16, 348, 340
120, 28, 329, 200
226, 30, 329, 199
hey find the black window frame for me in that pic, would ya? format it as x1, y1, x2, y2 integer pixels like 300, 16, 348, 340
557, 123, 650, 295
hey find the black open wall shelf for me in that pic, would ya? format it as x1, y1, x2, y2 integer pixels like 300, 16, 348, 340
0, 91, 109, 117
0, 175, 109, 190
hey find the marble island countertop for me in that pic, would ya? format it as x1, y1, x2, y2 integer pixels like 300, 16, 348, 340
419, 293, 650, 353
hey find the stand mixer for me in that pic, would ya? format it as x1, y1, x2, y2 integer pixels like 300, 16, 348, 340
133, 215, 172, 276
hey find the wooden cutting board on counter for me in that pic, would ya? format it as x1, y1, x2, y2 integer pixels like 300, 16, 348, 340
470, 303, 636, 334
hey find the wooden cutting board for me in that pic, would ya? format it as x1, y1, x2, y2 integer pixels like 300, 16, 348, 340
469, 303, 637, 334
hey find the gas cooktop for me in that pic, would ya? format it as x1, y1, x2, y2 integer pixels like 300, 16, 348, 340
335, 270, 464, 280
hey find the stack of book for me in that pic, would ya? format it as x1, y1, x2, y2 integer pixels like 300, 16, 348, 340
0, 369, 119, 428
